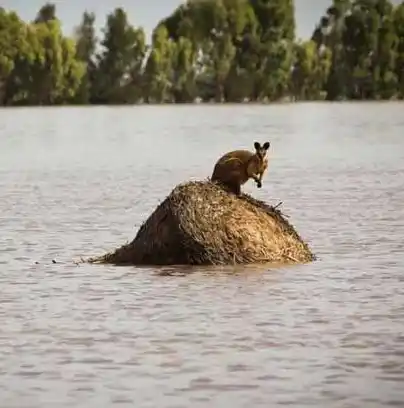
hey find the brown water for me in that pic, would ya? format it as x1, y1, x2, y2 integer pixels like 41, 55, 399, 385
1, 103, 404, 408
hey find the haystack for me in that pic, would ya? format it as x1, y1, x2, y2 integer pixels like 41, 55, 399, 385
88, 180, 315, 266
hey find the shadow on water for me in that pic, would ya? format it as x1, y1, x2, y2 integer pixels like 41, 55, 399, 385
30, 254, 312, 280
132, 261, 307, 278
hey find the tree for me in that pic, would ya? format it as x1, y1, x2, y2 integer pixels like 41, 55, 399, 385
0, 9, 26, 104
311, 0, 351, 100
9, 19, 85, 105
34, 2, 57, 24
171, 36, 198, 102
248, 0, 296, 101
93, 8, 147, 104
292, 41, 332, 100
143, 25, 176, 103
2, 0, 402, 105
393, 2, 404, 98
311, 0, 401, 101
73, 11, 97, 103
341, 0, 399, 99
374, 2, 399, 99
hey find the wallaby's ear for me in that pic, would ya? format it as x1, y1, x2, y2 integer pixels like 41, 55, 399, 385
263, 141, 270, 150
254, 142, 260, 151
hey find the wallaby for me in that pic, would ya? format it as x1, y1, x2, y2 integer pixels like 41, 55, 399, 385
211, 141, 270, 196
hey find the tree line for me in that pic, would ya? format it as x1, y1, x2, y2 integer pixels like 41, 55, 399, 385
0, 0, 403, 106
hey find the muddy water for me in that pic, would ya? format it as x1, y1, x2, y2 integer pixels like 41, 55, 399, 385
1, 102, 404, 408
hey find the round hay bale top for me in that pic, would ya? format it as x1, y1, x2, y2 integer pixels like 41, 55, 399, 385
88, 180, 315, 266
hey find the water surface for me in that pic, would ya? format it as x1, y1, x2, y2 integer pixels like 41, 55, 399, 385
1, 102, 404, 408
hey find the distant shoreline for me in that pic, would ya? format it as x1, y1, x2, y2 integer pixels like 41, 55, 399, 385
1, 99, 403, 110
1, 2, 403, 108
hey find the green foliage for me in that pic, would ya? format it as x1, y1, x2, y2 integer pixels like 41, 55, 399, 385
0, 9, 25, 103
72, 11, 97, 104
171, 36, 198, 102
0, 0, 403, 105
34, 2, 57, 24
143, 25, 176, 103
292, 41, 332, 100
312, 0, 403, 101
92, 8, 147, 104
1, 6, 84, 105
393, 2, 404, 98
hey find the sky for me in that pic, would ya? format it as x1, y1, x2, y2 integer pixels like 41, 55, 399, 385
1, 0, 401, 41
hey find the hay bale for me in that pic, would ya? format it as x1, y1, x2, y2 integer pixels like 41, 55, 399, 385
88, 180, 315, 266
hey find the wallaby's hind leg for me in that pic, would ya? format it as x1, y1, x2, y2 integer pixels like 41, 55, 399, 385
218, 180, 241, 196
228, 181, 241, 196
212, 180, 239, 196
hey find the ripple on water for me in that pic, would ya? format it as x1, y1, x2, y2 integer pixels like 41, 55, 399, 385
1, 104, 404, 408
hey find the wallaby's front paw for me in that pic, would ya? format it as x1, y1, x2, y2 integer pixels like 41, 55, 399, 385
256, 181, 262, 188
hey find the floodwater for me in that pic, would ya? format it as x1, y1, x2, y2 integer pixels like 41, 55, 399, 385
1, 102, 404, 408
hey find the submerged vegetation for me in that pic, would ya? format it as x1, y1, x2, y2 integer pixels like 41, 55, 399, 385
88, 180, 315, 266
1, 0, 404, 106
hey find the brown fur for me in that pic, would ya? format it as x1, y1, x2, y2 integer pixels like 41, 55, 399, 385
211, 141, 270, 196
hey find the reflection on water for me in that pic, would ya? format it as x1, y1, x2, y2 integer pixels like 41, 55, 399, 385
1, 103, 404, 408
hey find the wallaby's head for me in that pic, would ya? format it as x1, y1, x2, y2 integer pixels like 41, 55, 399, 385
254, 141, 270, 160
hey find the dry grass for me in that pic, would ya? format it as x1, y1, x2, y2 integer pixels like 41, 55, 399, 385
87, 180, 315, 266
